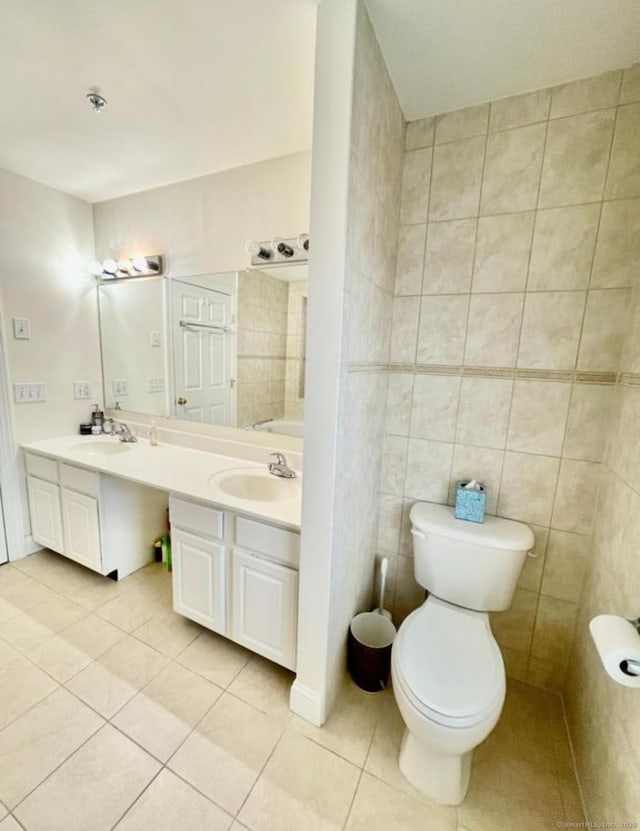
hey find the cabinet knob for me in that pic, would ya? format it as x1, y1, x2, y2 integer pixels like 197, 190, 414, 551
176, 396, 188, 406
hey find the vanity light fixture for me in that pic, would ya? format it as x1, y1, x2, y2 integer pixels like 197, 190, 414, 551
246, 234, 309, 268
90, 254, 164, 281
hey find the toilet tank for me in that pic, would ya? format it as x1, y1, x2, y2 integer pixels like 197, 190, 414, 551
409, 502, 535, 612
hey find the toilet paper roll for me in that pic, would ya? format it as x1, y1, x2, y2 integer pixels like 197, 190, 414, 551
589, 615, 640, 688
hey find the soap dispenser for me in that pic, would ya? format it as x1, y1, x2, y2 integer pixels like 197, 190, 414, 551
149, 420, 159, 446
91, 404, 104, 434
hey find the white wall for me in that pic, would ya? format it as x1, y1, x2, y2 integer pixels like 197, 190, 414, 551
290, 0, 357, 725
0, 167, 100, 553
92, 152, 311, 276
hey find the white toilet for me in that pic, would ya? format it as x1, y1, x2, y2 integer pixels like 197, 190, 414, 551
391, 501, 534, 806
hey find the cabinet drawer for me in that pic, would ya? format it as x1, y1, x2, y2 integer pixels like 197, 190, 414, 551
60, 464, 99, 497
25, 453, 58, 484
170, 496, 224, 540
235, 516, 300, 568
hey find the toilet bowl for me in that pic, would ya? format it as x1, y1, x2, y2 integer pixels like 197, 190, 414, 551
391, 597, 505, 805
391, 501, 534, 805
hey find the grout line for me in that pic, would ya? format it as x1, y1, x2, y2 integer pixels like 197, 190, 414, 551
232, 726, 286, 822
498, 101, 551, 544
396, 191, 640, 232
107, 765, 165, 831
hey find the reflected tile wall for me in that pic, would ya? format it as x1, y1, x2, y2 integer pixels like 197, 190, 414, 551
237, 269, 288, 427
378, 64, 640, 702
284, 280, 308, 420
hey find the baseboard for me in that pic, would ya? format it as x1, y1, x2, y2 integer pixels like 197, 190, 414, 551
19, 536, 44, 558
289, 680, 326, 727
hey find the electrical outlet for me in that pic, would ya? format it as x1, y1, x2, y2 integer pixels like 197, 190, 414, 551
14, 382, 46, 403
112, 379, 129, 397
146, 377, 165, 393
12, 318, 31, 340
150, 330, 161, 347
73, 381, 91, 399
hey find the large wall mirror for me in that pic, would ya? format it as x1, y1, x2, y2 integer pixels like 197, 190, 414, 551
98, 265, 307, 438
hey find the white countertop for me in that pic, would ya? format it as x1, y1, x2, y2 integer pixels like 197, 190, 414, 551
22, 435, 302, 531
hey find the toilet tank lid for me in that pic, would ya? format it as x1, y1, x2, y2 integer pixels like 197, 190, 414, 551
410, 502, 534, 551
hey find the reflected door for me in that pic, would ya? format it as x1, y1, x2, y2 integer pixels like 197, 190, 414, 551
172, 282, 235, 425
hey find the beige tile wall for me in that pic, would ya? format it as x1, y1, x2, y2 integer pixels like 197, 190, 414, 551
236, 269, 288, 427
379, 64, 640, 692
284, 280, 308, 421
564, 283, 640, 821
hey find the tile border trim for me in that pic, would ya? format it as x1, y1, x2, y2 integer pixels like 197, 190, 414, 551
347, 361, 618, 384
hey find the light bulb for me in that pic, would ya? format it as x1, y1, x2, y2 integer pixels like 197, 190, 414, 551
247, 241, 272, 260
273, 238, 294, 258
117, 260, 132, 275
102, 258, 118, 276
131, 254, 147, 272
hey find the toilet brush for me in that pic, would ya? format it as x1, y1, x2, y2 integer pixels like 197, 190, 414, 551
375, 557, 393, 620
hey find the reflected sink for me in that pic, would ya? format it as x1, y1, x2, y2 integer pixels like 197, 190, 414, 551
208, 468, 301, 503
71, 440, 132, 456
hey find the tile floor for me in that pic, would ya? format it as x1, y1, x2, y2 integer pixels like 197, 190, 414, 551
0, 551, 585, 830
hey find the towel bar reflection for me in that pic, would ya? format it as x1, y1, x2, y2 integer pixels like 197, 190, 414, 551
179, 320, 232, 333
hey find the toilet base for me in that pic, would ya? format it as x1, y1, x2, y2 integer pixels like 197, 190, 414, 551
398, 728, 472, 806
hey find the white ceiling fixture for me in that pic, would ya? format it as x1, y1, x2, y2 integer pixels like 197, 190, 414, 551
365, 0, 640, 120
0, 0, 316, 203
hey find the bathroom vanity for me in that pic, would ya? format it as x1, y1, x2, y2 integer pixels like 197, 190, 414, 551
170, 495, 299, 669
25, 451, 167, 579
21, 434, 301, 670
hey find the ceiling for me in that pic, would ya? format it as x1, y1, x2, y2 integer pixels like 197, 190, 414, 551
0, 0, 316, 203
4, 1, 638, 204
365, 0, 640, 120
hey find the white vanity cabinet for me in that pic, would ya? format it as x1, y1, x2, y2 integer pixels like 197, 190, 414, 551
230, 549, 298, 668
26, 463, 64, 553
169, 496, 299, 670
25, 452, 167, 579
169, 498, 226, 633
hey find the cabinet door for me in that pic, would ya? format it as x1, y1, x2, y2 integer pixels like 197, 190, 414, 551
231, 549, 298, 670
172, 529, 226, 634
27, 476, 63, 553
60, 488, 102, 572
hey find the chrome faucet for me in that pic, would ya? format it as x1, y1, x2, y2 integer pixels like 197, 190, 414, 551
112, 421, 138, 443
268, 452, 296, 479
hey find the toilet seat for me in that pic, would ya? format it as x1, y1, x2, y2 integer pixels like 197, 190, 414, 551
393, 599, 504, 729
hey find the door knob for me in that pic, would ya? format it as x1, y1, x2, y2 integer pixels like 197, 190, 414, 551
176, 396, 187, 405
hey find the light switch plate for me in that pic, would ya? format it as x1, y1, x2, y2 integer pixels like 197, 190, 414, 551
150, 330, 161, 347
12, 318, 31, 340
14, 382, 46, 403
146, 376, 165, 393
73, 381, 92, 399
112, 379, 129, 397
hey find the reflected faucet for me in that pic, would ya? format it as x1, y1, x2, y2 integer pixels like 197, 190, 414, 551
246, 418, 273, 431
112, 422, 138, 443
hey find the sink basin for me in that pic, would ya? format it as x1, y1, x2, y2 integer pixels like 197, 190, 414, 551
209, 468, 301, 503
71, 440, 132, 456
